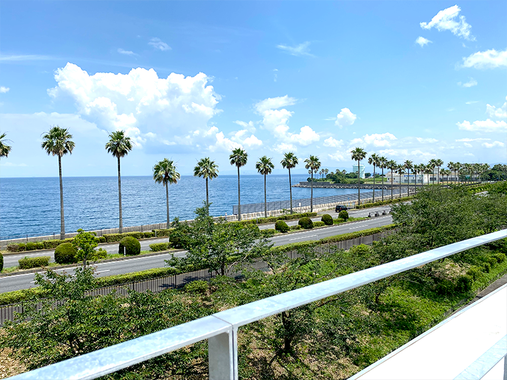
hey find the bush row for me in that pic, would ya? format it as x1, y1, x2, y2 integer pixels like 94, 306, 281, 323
18, 256, 50, 270
228, 212, 318, 227
356, 196, 414, 209
149, 242, 170, 252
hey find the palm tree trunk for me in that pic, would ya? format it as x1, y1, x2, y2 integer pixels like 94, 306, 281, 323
372, 164, 376, 203
58, 155, 65, 240
237, 166, 241, 221
205, 178, 209, 205
310, 171, 314, 212
381, 167, 384, 202
399, 173, 402, 199
357, 160, 361, 206
288, 168, 293, 214
165, 184, 169, 229
117, 156, 123, 234
390, 171, 393, 200
264, 174, 267, 218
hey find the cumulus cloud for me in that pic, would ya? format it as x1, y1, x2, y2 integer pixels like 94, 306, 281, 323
457, 119, 507, 132
255, 95, 296, 113
461, 49, 507, 69
274, 143, 297, 153
288, 126, 320, 146
420, 5, 474, 40
328, 152, 345, 161
48, 63, 221, 148
483, 141, 505, 148
149, 38, 171, 51
415, 36, 432, 47
486, 97, 507, 119
0, 86, 9, 93
350, 133, 397, 148
458, 78, 477, 87
234, 120, 256, 133
334, 108, 357, 128
323, 137, 343, 148
277, 42, 313, 57
208, 131, 242, 152
117, 48, 137, 56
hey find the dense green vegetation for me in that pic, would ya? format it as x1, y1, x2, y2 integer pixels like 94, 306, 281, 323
1, 185, 506, 379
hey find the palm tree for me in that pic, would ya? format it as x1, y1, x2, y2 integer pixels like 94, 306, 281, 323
447, 161, 456, 184
351, 147, 367, 205
281, 152, 299, 214
378, 156, 387, 202
428, 159, 437, 184
387, 160, 397, 200
304, 155, 321, 212
412, 164, 423, 193
0, 132, 11, 158
153, 159, 180, 229
230, 148, 248, 221
194, 157, 219, 207
454, 162, 461, 184
434, 159, 444, 184
404, 160, 413, 195
256, 156, 274, 218
41, 126, 75, 240
368, 153, 379, 203
397, 165, 405, 199
105, 130, 132, 234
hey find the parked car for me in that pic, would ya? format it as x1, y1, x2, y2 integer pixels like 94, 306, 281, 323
335, 205, 348, 212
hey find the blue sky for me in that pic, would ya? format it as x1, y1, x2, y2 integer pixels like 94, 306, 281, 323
0, 0, 506, 177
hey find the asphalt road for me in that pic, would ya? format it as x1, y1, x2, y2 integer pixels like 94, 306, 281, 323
0, 206, 393, 293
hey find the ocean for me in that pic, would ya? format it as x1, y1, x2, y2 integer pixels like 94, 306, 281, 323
0, 175, 361, 240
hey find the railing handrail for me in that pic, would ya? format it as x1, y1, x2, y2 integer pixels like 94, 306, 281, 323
9, 229, 507, 380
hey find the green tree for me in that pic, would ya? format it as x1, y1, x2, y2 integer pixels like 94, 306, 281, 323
230, 148, 248, 221
404, 160, 413, 195
256, 156, 275, 218
378, 156, 387, 201
368, 153, 380, 202
0, 132, 11, 158
41, 126, 75, 240
281, 152, 298, 214
397, 164, 405, 199
153, 159, 180, 228
434, 159, 444, 184
167, 204, 271, 276
387, 160, 397, 200
105, 130, 133, 234
304, 155, 321, 212
193, 157, 219, 207
351, 147, 367, 205
72, 229, 98, 268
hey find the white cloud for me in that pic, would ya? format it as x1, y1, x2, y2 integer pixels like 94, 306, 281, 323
274, 143, 297, 153
457, 119, 507, 132
416, 137, 438, 143
255, 95, 296, 113
482, 141, 505, 148
323, 137, 343, 148
335, 108, 357, 128
420, 5, 474, 40
208, 131, 242, 152
458, 78, 477, 87
0, 54, 51, 62
415, 36, 432, 47
277, 42, 313, 57
352, 133, 397, 148
48, 62, 220, 148
243, 134, 263, 148
117, 48, 137, 56
149, 38, 171, 51
461, 49, 507, 69
234, 120, 256, 132
0, 86, 9, 93
456, 138, 490, 142
486, 97, 507, 119
288, 126, 320, 146
328, 152, 345, 161
464, 143, 473, 148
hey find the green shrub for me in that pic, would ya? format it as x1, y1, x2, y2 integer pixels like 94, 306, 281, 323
36, 242, 45, 250
97, 236, 106, 243
150, 242, 169, 252
466, 266, 481, 281
18, 256, 50, 269
143, 231, 155, 238
313, 221, 325, 227
486, 256, 497, 268
482, 262, 491, 273
275, 220, 290, 233
54, 243, 78, 264
261, 229, 276, 237
152, 228, 173, 238
91, 248, 108, 261
298, 217, 314, 229
0, 253, 3, 272
456, 275, 473, 293
185, 280, 208, 294
118, 236, 141, 256
290, 225, 301, 231
339, 210, 349, 221
25, 242, 37, 251
7, 244, 20, 253
18, 243, 26, 252
350, 244, 371, 256
321, 214, 333, 226
435, 279, 455, 295
493, 253, 506, 263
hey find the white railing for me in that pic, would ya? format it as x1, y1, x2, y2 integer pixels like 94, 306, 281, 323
9, 229, 507, 380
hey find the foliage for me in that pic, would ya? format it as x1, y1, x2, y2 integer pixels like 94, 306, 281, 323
119, 236, 141, 256
185, 280, 209, 294
298, 217, 313, 229
339, 210, 349, 221
72, 229, 99, 267
150, 242, 169, 252
166, 203, 272, 276
350, 244, 371, 256
321, 214, 333, 225
290, 224, 301, 230
18, 256, 50, 269
0, 252, 3, 271
313, 221, 325, 227
54, 242, 78, 264
275, 220, 290, 233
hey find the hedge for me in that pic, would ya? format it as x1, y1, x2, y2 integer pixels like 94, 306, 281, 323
119, 236, 141, 256
0, 253, 3, 272
150, 242, 169, 252
356, 196, 414, 209
313, 221, 326, 227
18, 256, 50, 270
54, 243, 78, 264
275, 220, 290, 233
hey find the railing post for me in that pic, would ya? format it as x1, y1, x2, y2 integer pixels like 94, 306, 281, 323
208, 328, 237, 380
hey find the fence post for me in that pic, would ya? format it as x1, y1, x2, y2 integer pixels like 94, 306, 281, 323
208, 328, 237, 380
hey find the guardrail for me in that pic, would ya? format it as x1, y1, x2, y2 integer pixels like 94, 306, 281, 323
9, 229, 507, 380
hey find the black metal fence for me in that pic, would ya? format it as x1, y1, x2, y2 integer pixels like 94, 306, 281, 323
0, 233, 387, 326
